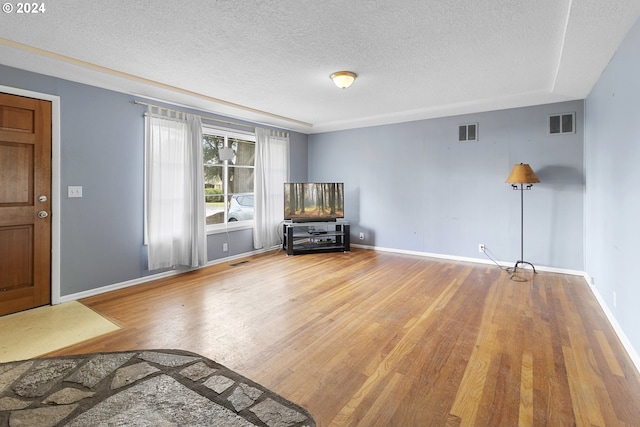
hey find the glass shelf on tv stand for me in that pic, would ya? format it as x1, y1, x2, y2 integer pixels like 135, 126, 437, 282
282, 221, 350, 255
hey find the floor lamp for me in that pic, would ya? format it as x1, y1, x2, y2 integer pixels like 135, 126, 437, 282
506, 163, 540, 275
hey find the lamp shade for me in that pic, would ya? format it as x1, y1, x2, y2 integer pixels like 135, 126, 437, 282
505, 163, 540, 184
330, 71, 357, 89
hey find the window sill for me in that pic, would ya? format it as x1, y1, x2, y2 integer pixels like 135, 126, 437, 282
206, 222, 254, 236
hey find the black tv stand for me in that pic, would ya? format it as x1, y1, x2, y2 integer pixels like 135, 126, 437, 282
307, 229, 327, 235
283, 221, 350, 255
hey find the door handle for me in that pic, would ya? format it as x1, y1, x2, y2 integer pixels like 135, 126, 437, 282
37, 211, 49, 219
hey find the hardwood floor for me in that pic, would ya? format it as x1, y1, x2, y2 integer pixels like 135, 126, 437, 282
47, 249, 640, 426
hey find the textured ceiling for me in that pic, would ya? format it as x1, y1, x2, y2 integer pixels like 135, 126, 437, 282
1, 1, 639, 134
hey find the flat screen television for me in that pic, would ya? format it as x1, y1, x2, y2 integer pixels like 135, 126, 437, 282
284, 182, 344, 222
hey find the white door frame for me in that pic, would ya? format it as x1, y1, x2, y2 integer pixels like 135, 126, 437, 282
1, 85, 61, 305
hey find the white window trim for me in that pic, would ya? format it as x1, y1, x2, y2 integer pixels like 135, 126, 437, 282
203, 126, 256, 233
206, 221, 253, 235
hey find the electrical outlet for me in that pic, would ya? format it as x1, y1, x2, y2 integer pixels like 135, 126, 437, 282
222, 243, 228, 252
359, 232, 364, 240
478, 244, 485, 253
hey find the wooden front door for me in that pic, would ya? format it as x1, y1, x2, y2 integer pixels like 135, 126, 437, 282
0, 92, 52, 316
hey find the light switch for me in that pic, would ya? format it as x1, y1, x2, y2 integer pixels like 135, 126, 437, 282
68, 186, 83, 198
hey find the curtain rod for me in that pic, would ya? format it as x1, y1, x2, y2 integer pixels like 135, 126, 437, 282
134, 100, 256, 131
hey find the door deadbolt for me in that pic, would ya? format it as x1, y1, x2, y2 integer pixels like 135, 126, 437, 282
38, 195, 48, 202
37, 211, 49, 219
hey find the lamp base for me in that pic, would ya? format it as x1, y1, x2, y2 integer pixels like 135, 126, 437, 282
513, 260, 536, 274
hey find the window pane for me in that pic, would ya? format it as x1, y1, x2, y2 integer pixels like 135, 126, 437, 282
203, 130, 255, 227
231, 138, 255, 166
203, 134, 225, 165
228, 193, 254, 222
204, 165, 224, 225
228, 166, 254, 194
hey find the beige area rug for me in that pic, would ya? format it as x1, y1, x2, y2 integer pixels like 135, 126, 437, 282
0, 301, 120, 363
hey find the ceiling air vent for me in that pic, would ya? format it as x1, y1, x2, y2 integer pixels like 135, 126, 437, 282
548, 112, 575, 135
458, 123, 478, 142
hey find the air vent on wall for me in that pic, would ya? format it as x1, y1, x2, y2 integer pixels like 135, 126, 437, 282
458, 123, 478, 142
548, 112, 575, 135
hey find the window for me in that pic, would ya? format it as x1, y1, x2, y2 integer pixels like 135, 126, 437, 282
548, 113, 575, 135
202, 127, 255, 229
458, 123, 478, 142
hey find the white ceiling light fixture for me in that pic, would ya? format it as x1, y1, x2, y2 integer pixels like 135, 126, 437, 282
330, 71, 357, 89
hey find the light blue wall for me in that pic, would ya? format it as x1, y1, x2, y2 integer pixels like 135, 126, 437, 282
309, 101, 585, 270
289, 131, 308, 182
0, 64, 308, 296
57, 80, 149, 291
585, 18, 640, 352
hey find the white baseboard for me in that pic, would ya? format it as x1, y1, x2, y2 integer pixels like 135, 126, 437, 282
63, 243, 577, 303
582, 273, 640, 374
60, 246, 277, 303
350, 243, 585, 276
59, 269, 182, 303
60, 243, 640, 376
352, 243, 640, 375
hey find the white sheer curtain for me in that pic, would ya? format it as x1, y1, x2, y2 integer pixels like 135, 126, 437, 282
254, 128, 289, 249
145, 108, 206, 270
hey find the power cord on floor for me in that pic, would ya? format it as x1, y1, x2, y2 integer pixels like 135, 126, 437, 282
480, 246, 534, 282
480, 246, 509, 272
274, 220, 285, 254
